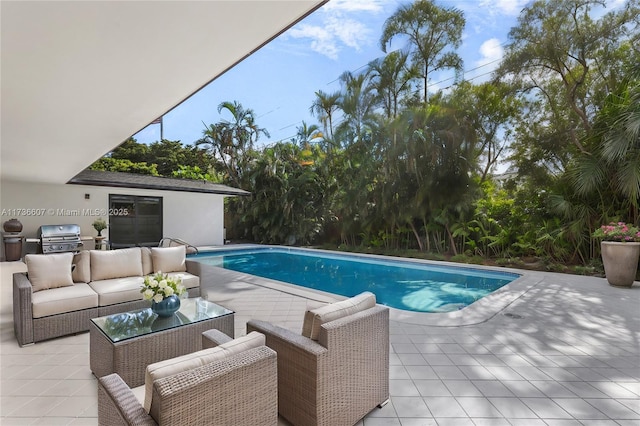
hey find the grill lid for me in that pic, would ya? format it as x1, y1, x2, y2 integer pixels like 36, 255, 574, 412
38, 224, 81, 238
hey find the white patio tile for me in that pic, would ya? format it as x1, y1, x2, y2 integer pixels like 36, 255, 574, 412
397, 418, 438, 426
455, 396, 502, 417
471, 380, 515, 397
390, 365, 412, 380
423, 396, 467, 417
432, 366, 467, 380
404, 366, 438, 380
588, 381, 639, 399
390, 380, 421, 397
2, 261, 639, 425
552, 398, 608, 419
483, 365, 525, 381
584, 398, 640, 420
507, 419, 547, 426
422, 354, 454, 366
487, 397, 537, 418
362, 418, 402, 425
471, 419, 511, 426
501, 380, 546, 398
390, 397, 432, 417
398, 354, 430, 366
442, 380, 483, 397
414, 380, 452, 397
542, 420, 582, 426
520, 397, 573, 419
559, 381, 610, 398
458, 365, 495, 380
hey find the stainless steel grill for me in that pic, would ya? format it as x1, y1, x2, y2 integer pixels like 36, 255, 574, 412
38, 224, 83, 254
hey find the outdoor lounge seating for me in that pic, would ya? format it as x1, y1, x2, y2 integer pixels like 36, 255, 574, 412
13, 245, 201, 346
97, 330, 278, 426
247, 291, 389, 426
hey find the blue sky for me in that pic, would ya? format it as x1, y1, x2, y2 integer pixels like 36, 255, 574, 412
131, 0, 537, 146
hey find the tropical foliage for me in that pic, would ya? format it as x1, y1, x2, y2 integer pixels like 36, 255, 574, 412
92, 0, 640, 271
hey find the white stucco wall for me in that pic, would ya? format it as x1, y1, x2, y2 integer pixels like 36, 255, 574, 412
0, 179, 227, 259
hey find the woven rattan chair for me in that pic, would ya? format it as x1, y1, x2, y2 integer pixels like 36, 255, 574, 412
97, 330, 277, 426
247, 292, 390, 426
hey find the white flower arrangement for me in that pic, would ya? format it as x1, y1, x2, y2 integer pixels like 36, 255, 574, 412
141, 271, 186, 303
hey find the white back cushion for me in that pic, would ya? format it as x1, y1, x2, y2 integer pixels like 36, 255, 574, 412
151, 246, 186, 273
302, 292, 376, 341
25, 253, 74, 292
145, 331, 265, 417
90, 247, 143, 281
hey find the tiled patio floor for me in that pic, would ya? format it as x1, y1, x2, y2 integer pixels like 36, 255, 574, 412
1, 258, 638, 425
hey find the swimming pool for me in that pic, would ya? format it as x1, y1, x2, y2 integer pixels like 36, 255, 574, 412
189, 247, 520, 313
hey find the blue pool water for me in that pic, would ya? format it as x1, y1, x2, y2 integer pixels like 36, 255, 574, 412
189, 247, 520, 313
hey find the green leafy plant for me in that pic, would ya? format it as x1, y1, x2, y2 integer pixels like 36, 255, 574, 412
91, 218, 108, 235
140, 272, 186, 303
593, 222, 640, 242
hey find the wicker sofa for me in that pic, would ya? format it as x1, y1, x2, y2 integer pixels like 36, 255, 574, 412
247, 291, 390, 426
97, 330, 278, 426
13, 245, 201, 346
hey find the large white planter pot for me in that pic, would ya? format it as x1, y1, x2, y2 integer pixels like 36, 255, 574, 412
601, 241, 640, 287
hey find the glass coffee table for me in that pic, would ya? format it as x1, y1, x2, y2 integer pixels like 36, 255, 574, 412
89, 297, 234, 387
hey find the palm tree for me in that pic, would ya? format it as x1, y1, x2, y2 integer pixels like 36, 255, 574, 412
309, 90, 341, 143
367, 50, 415, 120
335, 71, 377, 146
199, 101, 269, 187
573, 68, 640, 223
380, 0, 465, 104
294, 121, 323, 148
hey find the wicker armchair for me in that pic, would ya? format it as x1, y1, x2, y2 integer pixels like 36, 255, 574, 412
97, 330, 277, 426
247, 292, 390, 426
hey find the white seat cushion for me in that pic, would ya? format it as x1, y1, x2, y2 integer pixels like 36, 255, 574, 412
302, 291, 376, 341
145, 331, 266, 418
165, 272, 199, 289
131, 385, 145, 406
88, 276, 144, 306
32, 283, 98, 318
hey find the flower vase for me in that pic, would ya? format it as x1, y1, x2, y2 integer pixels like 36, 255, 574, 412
151, 295, 181, 317
600, 241, 640, 287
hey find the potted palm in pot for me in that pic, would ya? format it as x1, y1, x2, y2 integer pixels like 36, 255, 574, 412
593, 222, 640, 287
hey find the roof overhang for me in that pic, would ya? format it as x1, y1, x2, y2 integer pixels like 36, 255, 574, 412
1, 0, 327, 185
69, 170, 250, 196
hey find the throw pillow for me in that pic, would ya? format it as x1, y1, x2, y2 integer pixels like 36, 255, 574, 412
151, 246, 186, 273
25, 252, 74, 292
302, 291, 376, 341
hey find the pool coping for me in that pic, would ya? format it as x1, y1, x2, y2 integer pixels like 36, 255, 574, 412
193, 244, 545, 327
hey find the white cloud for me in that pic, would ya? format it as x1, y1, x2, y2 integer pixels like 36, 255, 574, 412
478, 38, 503, 65
322, 0, 387, 14
284, 0, 391, 60
479, 0, 529, 16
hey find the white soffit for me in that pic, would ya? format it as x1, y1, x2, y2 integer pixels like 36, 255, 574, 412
1, 0, 327, 185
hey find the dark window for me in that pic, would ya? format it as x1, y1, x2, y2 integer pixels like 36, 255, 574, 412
109, 195, 162, 248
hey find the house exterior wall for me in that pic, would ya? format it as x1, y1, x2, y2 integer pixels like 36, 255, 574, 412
0, 179, 226, 260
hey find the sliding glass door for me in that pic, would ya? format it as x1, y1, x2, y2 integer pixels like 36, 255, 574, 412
109, 195, 163, 248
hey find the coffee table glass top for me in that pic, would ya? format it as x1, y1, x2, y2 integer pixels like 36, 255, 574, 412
91, 298, 234, 342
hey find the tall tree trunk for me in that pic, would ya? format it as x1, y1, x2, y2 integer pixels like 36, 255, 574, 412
408, 221, 424, 251
445, 223, 457, 256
